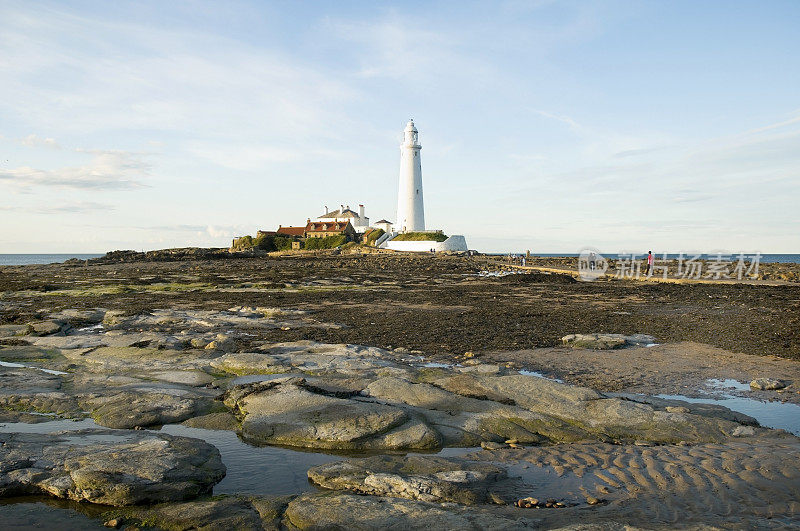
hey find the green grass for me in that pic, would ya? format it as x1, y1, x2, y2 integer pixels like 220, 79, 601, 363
232, 233, 298, 251
392, 232, 448, 242
365, 228, 385, 245
304, 235, 348, 249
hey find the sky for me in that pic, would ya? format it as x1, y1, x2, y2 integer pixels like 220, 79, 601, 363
1, 0, 798, 254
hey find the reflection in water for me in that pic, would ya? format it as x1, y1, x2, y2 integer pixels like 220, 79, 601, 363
655, 393, 800, 435
0, 419, 479, 496
704, 378, 752, 392
519, 369, 564, 383
0, 498, 107, 530
159, 424, 345, 495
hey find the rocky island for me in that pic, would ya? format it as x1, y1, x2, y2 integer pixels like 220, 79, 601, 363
1, 250, 799, 529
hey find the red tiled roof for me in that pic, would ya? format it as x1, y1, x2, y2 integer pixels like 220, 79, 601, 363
276, 226, 306, 237
305, 221, 352, 232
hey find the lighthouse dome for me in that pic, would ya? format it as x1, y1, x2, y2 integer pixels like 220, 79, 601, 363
405, 120, 417, 132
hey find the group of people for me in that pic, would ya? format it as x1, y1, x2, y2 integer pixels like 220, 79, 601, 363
588, 251, 655, 274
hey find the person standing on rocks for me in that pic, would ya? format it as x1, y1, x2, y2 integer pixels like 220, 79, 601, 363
646, 251, 654, 276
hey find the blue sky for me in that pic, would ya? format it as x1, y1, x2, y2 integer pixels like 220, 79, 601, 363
1, 0, 798, 253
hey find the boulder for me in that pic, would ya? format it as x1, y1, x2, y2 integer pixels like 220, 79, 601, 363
561, 334, 657, 350
102, 310, 127, 328
284, 492, 533, 530
0, 430, 225, 506
182, 412, 240, 431
0, 324, 30, 338
224, 379, 441, 450
106, 496, 279, 530
750, 378, 789, 390
48, 309, 106, 324
150, 370, 215, 387
205, 334, 238, 353
0, 344, 62, 361
456, 375, 743, 444
26, 320, 66, 336
307, 455, 507, 505
562, 334, 626, 349
365, 376, 478, 412
82, 391, 210, 429
256, 341, 401, 375
0, 391, 82, 418
210, 352, 289, 375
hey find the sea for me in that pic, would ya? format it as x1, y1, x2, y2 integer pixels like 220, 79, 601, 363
493, 253, 800, 264
1, 252, 799, 266
0, 254, 104, 266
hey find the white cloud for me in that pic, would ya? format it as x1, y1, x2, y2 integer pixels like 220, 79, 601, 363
329, 17, 456, 79
19, 134, 61, 149
0, 201, 112, 214
0, 9, 358, 143
0, 150, 150, 190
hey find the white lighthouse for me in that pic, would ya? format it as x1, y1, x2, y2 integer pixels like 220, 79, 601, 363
396, 119, 425, 232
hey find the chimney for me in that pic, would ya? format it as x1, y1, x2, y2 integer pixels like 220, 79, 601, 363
359, 204, 365, 218
324, 205, 328, 214
340, 204, 344, 212
346, 204, 350, 211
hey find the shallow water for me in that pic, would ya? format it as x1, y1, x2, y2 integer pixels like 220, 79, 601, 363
655, 393, 800, 435
0, 360, 67, 376
160, 424, 345, 495
705, 378, 751, 392
420, 361, 454, 369
0, 499, 107, 530
504, 462, 597, 504
519, 369, 564, 383
0, 418, 477, 496
75, 323, 104, 334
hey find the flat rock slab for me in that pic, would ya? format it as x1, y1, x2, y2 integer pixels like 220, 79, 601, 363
562, 334, 656, 349
212, 340, 402, 376
0, 345, 63, 361
285, 492, 534, 530
223, 371, 759, 451
0, 365, 63, 393
226, 378, 441, 451
108, 495, 292, 530
0, 324, 29, 338
83, 391, 211, 429
150, 370, 215, 387
0, 429, 225, 506
308, 455, 507, 505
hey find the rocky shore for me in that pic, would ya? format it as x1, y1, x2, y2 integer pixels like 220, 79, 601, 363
500, 254, 800, 283
1, 252, 799, 528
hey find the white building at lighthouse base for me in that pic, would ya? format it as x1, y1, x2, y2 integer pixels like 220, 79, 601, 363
380, 233, 468, 253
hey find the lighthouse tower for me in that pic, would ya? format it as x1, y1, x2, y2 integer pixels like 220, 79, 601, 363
396, 119, 425, 232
